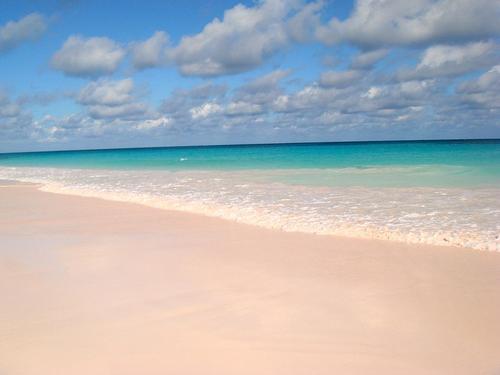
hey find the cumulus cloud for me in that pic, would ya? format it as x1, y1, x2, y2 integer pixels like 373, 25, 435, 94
0, 91, 37, 147
5, 62, 499, 152
233, 69, 290, 106
4, 110, 172, 151
51, 35, 125, 77
135, 116, 171, 130
76, 78, 149, 119
184, 82, 227, 100
87, 102, 149, 119
399, 41, 498, 80
319, 70, 362, 88
77, 78, 135, 106
0, 13, 47, 53
168, 0, 300, 77
350, 49, 388, 69
130, 31, 170, 70
161, 83, 227, 121
0, 91, 22, 118
4, 1, 500, 151
189, 102, 222, 119
286, 0, 323, 42
226, 101, 263, 116
457, 65, 500, 109
124, 0, 304, 77
264, 74, 437, 119
24, 108, 173, 150
316, 0, 500, 48
18, 91, 63, 106
242, 69, 290, 92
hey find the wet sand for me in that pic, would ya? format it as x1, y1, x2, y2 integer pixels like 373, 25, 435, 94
1, 182, 500, 374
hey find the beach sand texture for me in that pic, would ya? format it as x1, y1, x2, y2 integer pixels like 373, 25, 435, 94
1, 183, 500, 374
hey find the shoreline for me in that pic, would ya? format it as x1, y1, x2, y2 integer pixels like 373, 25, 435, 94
1, 174, 497, 252
1, 182, 500, 374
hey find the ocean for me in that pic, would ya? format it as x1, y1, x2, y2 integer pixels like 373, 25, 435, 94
1, 139, 499, 250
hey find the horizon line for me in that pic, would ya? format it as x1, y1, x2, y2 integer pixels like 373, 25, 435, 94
1, 137, 499, 155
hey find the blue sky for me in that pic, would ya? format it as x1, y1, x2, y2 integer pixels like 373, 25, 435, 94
0, 0, 499, 152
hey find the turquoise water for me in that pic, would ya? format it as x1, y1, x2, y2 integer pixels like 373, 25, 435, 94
1, 140, 499, 250
1, 140, 500, 187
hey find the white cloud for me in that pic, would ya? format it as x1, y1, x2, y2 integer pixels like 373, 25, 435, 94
0, 102, 21, 117
189, 102, 222, 119
363, 86, 381, 99
458, 65, 500, 108
168, 0, 299, 77
399, 41, 497, 80
286, 0, 323, 42
77, 78, 135, 106
51, 35, 125, 77
130, 31, 170, 70
460, 65, 500, 93
76, 78, 150, 119
160, 83, 227, 123
4, 0, 500, 151
267, 74, 436, 119
136, 116, 171, 130
272, 95, 290, 112
0, 91, 36, 147
226, 101, 263, 116
242, 69, 291, 92
233, 69, 290, 106
0, 13, 47, 53
0, 91, 22, 117
319, 70, 362, 88
419, 42, 493, 69
124, 1, 312, 76
350, 49, 388, 69
316, 0, 500, 48
87, 102, 149, 119
398, 81, 431, 97
185, 83, 227, 100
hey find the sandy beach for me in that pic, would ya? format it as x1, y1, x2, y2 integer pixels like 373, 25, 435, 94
1, 181, 500, 375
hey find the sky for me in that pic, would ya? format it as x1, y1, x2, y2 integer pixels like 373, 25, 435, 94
0, 0, 499, 152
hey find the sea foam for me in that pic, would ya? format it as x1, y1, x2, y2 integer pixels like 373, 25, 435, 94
1, 166, 498, 251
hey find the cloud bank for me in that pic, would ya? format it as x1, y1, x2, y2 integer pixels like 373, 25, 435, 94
1, 1, 499, 152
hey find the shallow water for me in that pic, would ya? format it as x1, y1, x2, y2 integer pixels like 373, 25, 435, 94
1, 140, 499, 250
